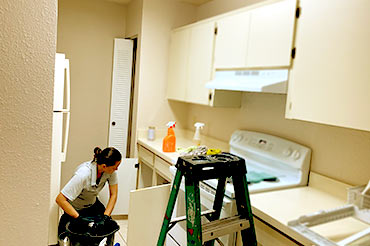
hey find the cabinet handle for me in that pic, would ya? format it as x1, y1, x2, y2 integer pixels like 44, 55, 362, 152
296, 7, 301, 18
291, 48, 296, 59
134, 163, 139, 168
112, 121, 116, 126
209, 93, 212, 101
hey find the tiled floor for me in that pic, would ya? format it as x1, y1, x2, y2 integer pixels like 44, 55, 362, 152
114, 219, 128, 246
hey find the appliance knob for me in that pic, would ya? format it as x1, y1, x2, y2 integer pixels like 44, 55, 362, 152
293, 150, 301, 160
233, 135, 242, 142
283, 148, 292, 157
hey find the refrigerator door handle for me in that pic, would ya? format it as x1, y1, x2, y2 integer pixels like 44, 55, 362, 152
61, 59, 70, 162
62, 59, 70, 112
61, 111, 70, 162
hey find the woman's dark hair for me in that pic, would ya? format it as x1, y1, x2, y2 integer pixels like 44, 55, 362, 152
93, 147, 122, 166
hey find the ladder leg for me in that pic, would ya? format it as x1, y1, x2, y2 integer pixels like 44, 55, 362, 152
185, 177, 202, 246
204, 176, 226, 246
157, 169, 183, 246
232, 174, 257, 246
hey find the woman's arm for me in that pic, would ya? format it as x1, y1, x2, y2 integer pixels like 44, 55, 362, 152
56, 192, 79, 218
104, 184, 118, 216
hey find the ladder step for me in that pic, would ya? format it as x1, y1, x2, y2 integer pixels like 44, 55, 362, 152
202, 215, 250, 243
170, 209, 215, 224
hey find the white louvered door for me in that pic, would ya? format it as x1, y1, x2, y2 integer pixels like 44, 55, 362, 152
108, 38, 133, 157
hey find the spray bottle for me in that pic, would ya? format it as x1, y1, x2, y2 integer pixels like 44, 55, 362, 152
162, 121, 176, 152
193, 122, 205, 146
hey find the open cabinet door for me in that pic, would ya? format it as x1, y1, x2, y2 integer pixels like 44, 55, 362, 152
99, 158, 137, 215
127, 184, 174, 246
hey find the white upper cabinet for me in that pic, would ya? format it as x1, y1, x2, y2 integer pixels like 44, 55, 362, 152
286, 0, 370, 132
186, 21, 215, 106
167, 21, 242, 107
247, 0, 297, 68
166, 28, 190, 102
214, 11, 251, 69
214, 0, 297, 69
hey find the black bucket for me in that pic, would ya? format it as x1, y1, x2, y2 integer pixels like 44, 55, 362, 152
63, 216, 120, 246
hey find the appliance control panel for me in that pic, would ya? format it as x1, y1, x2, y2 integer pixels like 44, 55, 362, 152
229, 130, 311, 170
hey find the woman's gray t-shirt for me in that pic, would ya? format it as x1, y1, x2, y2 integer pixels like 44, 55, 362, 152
61, 161, 118, 210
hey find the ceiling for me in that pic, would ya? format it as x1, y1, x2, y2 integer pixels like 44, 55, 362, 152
105, 0, 212, 6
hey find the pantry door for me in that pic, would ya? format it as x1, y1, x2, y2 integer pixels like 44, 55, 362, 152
101, 38, 136, 215
108, 38, 133, 158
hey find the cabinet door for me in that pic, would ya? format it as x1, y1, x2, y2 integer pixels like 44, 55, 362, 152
167, 28, 190, 102
214, 11, 251, 69
186, 21, 215, 106
127, 184, 171, 246
286, 0, 370, 132
247, 0, 297, 68
99, 158, 137, 215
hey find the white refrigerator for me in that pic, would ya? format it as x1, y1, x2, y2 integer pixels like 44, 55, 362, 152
48, 53, 71, 245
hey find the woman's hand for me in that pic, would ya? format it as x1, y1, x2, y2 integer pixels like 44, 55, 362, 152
104, 184, 118, 216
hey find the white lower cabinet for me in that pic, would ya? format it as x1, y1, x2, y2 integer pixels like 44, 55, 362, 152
253, 217, 300, 246
286, 0, 370, 132
129, 144, 174, 245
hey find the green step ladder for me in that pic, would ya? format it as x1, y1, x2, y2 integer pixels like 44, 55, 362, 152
157, 153, 257, 246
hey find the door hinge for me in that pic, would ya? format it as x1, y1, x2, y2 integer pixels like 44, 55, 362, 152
291, 48, 296, 59
214, 27, 218, 35
296, 7, 301, 18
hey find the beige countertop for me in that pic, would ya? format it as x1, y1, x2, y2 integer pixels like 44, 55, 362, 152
137, 129, 367, 245
249, 174, 368, 245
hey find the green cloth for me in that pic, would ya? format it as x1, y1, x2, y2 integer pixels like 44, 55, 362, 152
246, 171, 277, 183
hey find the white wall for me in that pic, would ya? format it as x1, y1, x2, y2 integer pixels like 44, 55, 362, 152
126, 0, 143, 157
135, 0, 196, 134
196, 0, 265, 19
57, 0, 127, 186
0, 0, 57, 245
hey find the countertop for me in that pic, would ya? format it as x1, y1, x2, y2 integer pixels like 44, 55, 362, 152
137, 129, 367, 245
137, 129, 229, 165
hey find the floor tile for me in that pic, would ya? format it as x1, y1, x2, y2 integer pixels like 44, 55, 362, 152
116, 219, 128, 244
114, 232, 126, 246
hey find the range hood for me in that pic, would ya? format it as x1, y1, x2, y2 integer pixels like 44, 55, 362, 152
205, 69, 289, 94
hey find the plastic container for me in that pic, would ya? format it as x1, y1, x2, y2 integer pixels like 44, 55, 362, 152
347, 185, 370, 209
147, 126, 155, 141
162, 121, 176, 152
193, 122, 204, 146
63, 216, 120, 246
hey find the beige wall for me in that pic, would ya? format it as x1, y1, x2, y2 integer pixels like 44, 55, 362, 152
196, 0, 265, 19
57, 0, 127, 186
183, 0, 370, 186
126, 0, 143, 157
0, 0, 57, 245
135, 0, 196, 134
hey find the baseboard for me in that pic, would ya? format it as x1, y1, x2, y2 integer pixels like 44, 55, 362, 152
112, 214, 128, 220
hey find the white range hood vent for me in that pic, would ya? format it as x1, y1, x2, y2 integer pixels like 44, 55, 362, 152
205, 69, 289, 94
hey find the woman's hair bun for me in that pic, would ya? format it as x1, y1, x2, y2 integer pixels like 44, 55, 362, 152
93, 147, 122, 166
93, 147, 102, 162
94, 147, 102, 155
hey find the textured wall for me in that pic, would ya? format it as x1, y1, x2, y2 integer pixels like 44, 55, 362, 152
57, 0, 127, 187
136, 0, 196, 133
0, 0, 57, 245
